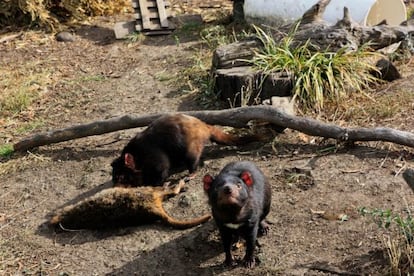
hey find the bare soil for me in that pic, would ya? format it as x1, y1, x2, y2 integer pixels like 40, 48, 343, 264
2, 3, 414, 275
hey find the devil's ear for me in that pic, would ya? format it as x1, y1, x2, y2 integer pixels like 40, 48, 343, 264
203, 174, 214, 191
124, 153, 135, 169
240, 171, 253, 186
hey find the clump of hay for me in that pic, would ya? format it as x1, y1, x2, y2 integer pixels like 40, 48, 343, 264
0, 0, 131, 30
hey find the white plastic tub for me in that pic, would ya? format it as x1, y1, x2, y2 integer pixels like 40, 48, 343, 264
244, 0, 407, 26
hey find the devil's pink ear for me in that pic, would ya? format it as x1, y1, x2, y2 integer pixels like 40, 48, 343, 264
240, 171, 253, 186
124, 153, 135, 169
203, 174, 214, 191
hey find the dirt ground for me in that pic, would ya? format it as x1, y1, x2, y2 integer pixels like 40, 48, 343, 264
2, 2, 414, 275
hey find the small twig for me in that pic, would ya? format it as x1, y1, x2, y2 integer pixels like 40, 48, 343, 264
58, 223, 84, 232
394, 163, 406, 178
0, 32, 23, 43
339, 169, 363, 173
379, 152, 390, 168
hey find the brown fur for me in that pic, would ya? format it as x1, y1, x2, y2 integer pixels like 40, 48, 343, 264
50, 180, 211, 230
112, 114, 264, 187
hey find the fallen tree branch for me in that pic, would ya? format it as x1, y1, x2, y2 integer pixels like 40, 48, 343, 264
13, 106, 414, 152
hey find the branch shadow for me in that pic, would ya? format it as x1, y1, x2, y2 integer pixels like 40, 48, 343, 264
34, 147, 120, 162
74, 24, 118, 45
297, 248, 386, 275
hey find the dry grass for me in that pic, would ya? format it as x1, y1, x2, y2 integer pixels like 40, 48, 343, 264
0, 152, 50, 176
0, 0, 132, 30
0, 61, 52, 116
383, 233, 414, 275
0, 35, 64, 145
312, 82, 414, 128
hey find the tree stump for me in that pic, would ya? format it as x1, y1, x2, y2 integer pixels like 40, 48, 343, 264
214, 67, 292, 107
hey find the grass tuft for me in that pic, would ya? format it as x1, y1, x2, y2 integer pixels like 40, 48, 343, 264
0, 144, 14, 157
0, 62, 52, 117
248, 25, 382, 112
360, 207, 414, 274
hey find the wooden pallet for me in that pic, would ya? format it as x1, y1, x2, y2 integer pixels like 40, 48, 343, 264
132, 0, 174, 34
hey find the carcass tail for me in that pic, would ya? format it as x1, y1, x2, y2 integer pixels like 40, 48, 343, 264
162, 213, 211, 229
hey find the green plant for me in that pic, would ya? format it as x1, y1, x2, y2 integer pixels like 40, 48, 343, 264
172, 23, 251, 108
0, 65, 51, 116
0, 144, 13, 157
359, 207, 414, 241
200, 24, 249, 50
177, 47, 221, 108
16, 120, 44, 134
126, 31, 145, 43
179, 21, 204, 35
249, 25, 381, 111
0, 89, 35, 115
359, 207, 414, 274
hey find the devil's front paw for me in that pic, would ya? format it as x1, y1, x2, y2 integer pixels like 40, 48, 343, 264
243, 255, 256, 268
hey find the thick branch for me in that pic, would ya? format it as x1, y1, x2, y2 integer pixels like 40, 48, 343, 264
13, 106, 414, 152
300, 0, 331, 25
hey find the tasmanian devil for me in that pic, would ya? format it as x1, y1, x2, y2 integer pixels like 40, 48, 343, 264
50, 179, 211, 230
203, 161, 271, 268
111, 114, 263, 187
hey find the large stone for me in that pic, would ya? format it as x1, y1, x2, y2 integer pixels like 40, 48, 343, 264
114, 21, 136, 39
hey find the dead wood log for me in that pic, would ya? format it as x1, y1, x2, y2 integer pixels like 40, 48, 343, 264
13, 106, 414, 152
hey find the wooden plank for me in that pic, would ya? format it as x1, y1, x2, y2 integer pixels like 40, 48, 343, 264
133, 0, 173, 32
145, 19, 161, 30
144, 0, 157, 8
144, 0, 169, 8
156, 0, 169, 27
138, 0, 152, 29
134, 10, 159, 20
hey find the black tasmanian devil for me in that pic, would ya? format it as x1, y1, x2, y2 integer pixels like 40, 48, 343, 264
203, 161, 272, 268
111, 114, 263, 187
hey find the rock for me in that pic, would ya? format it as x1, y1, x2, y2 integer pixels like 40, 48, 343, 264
55, 31, 76, 42
403, 168, 414, 192
374, 58, 401, 82
270, 96, 295, 116
262, 96, 295, 132
113, 21, 136, 39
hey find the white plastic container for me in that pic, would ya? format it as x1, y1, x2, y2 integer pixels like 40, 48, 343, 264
244, 0, 407, 26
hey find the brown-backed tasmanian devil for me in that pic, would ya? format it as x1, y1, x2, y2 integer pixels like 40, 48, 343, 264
111, 114, 263, 187
203, 161, 271, 268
